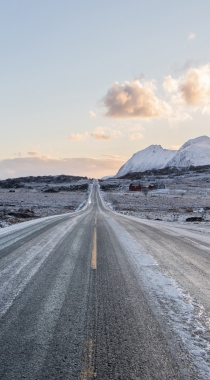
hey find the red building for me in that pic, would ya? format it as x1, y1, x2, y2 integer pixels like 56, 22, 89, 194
148, 184, 155, 190
129, 183, 142, 191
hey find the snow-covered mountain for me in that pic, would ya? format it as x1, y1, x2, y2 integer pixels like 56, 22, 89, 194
116, 145, 176, 177
166, 136, 210, 168
116, 136, 210, 177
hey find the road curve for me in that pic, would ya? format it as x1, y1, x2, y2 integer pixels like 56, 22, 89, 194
0, 181, 209, 379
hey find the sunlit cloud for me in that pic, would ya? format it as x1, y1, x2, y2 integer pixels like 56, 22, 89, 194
27, 151, 39, 157
68, 127, 122, 142
90, 128, 110, 140
89, 110, 96, 117
103, 79, 172, 119
163, 64, 210, 112
68, 132, 89, 141
188, 32, 196, 40
163, 75, 179, 93
129, 132, 144, 140
90, 127, 122, 140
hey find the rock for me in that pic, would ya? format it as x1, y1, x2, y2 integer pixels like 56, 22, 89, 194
186, 217, 203, 222
68, 184, 89, 191
43, 188, 59, 193
8, 208, 36, 219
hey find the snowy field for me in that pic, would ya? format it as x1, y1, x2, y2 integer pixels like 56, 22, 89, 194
100, 170, 210, 229
0, 186, 90, 228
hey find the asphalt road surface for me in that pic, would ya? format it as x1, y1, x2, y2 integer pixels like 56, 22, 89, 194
0, 181, 209, 379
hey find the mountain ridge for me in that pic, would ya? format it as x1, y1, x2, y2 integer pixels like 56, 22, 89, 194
116, 136, 210, 177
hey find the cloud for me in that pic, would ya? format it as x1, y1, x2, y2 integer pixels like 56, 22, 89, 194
27, 151, 51, 159
103, 79, 172, 119
163, 64, 210, 111
90, 127, 122, 140
0, 156, 125, 179
188, 32, 196, 40
129, 132, 144, 140
27, 151, 39, 157
89, 110, 96, 117
68, 127, 122, 142
163, 75, 179, 93
90, 129, 110, 140
68, 132, 88, 141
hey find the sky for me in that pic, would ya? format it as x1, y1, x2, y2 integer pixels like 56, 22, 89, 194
0, 0, 210, 178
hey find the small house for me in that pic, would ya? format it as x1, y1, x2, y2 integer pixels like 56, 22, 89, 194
155, 182, 165, 189
129, 182, 142, 191
148, 184, 155, 190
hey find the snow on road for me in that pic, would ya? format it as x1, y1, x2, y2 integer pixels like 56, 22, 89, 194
0, 186, 94, 318
0, 213, 83, 318
104, 212, 210, 379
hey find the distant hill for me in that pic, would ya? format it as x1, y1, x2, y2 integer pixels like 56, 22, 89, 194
0, 174, 88, 188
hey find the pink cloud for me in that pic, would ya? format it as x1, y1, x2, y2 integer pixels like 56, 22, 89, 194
163, 64, 210, 112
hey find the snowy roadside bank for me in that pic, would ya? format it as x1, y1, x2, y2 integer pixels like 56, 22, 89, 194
100, 187, 210, 238
100, 184, 210, 234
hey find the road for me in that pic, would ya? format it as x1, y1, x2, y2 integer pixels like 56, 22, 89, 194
0, 181, 209, 379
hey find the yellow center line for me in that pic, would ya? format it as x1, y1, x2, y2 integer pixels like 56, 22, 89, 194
80, 214, 97, 379
91, 213, 97, 270
80, 339, 97, 379
91, 227, 97, 270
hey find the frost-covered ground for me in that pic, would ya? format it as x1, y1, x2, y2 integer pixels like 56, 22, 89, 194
0, 186, 90, 228
100, 171, 210, 228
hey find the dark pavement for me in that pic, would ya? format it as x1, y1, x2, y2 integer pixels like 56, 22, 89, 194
0, 182, 202, 379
